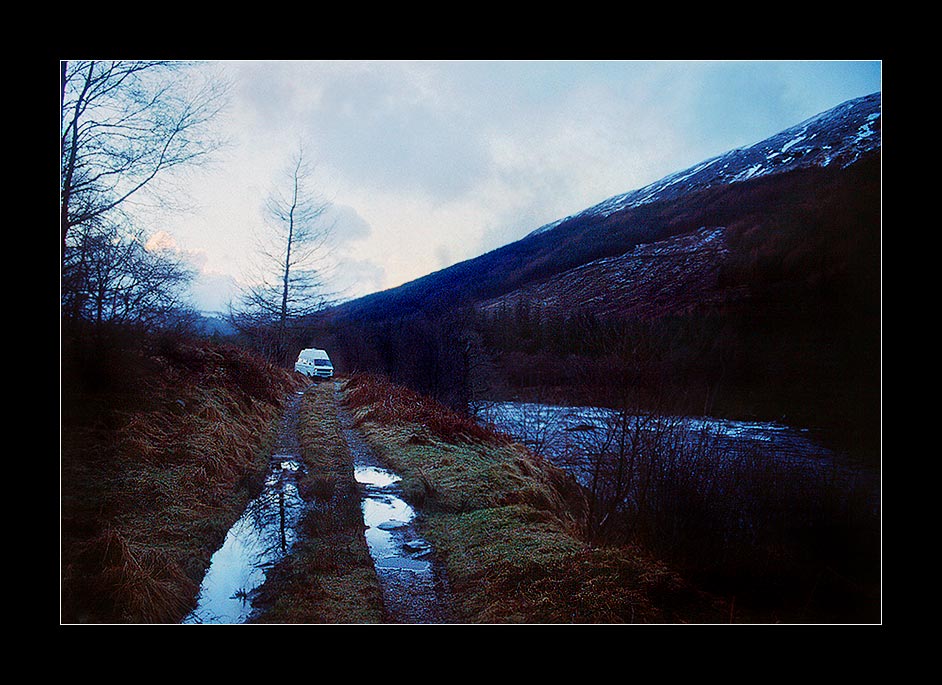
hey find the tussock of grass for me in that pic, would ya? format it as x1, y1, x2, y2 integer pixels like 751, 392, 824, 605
70, 526, 197, 624
340, 373, 725, 623
424, 509, 720, 623
61, 333, 304, 623
360, 423, 586, 528
343, 374, 585, 525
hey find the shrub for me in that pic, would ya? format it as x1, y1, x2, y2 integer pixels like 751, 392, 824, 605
565, 410, 880, 621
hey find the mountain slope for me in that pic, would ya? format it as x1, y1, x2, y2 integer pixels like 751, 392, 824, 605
478, 226, 744, 320
526, 92, 881, 239
332, 92, 880, 324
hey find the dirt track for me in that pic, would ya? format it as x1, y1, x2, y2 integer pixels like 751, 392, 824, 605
336, 390, 456, 623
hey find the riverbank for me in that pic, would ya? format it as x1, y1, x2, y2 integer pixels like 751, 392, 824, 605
340, 374, 731, 623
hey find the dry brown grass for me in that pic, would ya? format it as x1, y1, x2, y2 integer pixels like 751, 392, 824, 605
68, 526, 198, 624
344, 373, 510, 446
61, 332, 305, 623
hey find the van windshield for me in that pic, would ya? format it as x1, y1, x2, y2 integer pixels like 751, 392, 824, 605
314, 359, 332, 366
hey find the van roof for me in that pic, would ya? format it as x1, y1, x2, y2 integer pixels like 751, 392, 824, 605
298, 348, 330, 360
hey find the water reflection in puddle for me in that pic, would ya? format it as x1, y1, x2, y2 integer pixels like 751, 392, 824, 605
338, 398, 456, 623
356, 466, 401, 489
182, 457, 304, 624
355, 465, 431, 574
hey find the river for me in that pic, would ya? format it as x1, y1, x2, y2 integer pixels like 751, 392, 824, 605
474, 400, 879, 509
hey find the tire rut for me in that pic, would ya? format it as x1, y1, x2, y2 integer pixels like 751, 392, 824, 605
335, 384, 457, 624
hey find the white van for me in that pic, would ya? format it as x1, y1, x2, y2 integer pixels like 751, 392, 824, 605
294, 348, 334, 379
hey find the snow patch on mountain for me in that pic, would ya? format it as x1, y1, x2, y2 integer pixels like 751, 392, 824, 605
527, 92, 881, 239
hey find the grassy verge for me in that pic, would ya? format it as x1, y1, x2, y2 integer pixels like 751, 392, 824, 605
341, 374, 728, 624
61, 330, 304, 623
249, 381, 385, 623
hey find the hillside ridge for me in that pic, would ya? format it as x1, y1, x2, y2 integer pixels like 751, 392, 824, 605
478, 225, 743, 320
330, 92, 881, 323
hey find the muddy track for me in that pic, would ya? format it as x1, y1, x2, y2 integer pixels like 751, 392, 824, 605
183, 387, 309, 624
191, 381, 458, 624
335, 385, 457, 624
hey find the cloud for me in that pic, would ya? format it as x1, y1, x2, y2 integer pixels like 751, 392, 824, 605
323, 203, 372, 245
434, 244, 451, 269
329, 257, 386, 301
139, 228, 240, 312
189, 271, 241, 313
145, 229, 210, 271
299, 62, 491, 201
144, 230, 179, 252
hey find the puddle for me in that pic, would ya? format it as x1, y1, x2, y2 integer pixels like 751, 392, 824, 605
376, 557, 432, 571
185, 384, 453, 624
356, 465, 402, 489
338, 393, 454, 623
182, 456, 305, 624
356, 465, 431, 574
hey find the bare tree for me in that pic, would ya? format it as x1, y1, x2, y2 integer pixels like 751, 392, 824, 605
232, 146, 335, 365
60, 60, 228, 331
60, 60, 228, 256
62, 219, 195, 330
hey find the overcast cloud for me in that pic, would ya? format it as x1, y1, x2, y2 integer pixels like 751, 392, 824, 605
144, 60, 881, 312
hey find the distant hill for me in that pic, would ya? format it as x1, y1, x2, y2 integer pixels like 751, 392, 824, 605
193, 313, 237, 337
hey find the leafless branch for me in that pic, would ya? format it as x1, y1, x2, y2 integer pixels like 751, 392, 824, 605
61, 60, 229, 252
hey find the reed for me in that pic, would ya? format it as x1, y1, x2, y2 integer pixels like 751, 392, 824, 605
344, 373, 510, 446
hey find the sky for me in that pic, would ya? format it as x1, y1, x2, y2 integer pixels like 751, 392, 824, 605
139, 60, 882, 313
